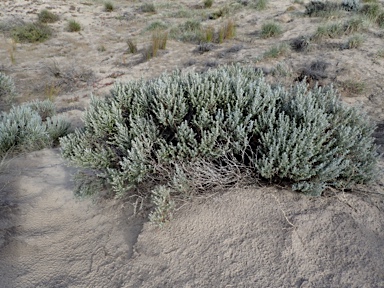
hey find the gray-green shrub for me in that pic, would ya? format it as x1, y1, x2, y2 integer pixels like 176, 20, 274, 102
60, 65, 378, 218
0, 72, 16, 108
0, 100, 70, 156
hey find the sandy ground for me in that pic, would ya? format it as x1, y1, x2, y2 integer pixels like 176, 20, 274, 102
0, 149, 383, 287
1, 0, 384, 287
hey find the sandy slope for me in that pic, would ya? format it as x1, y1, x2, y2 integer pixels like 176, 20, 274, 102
0, 149, 383, 287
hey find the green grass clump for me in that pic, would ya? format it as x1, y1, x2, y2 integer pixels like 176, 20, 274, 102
104, 1, 114, 12
11, 22, 52, 43
263, 43, 290, 59
170, 19, 203, 43
140, 3, 156, 13
343, 34, 364, 49
218, 19, 236, 43
60, 65, 378, 225
313, 22, 343, 40
0, 100, 70, 157
253, 0, 268, 10
67, 20, 81, 32
360, 3, 382, 21
37, 9, 59, 23
204, 0, 214, 8
261, 22, 282, 38
145, 21, 168, 31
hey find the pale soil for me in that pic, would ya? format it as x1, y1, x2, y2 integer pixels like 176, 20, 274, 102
1, 0, 384, 287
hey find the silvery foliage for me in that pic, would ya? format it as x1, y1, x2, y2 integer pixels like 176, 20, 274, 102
0, 72, 16, 107
0, 100, 70, 156
341, 0, 360, 11
60, 65, 378, 200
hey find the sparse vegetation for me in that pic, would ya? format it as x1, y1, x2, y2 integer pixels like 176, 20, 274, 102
11, 22, 52, 43
37, 9, 60, 23
261, 22, 282, 38
127, 39, 138, 54
218, 19, 236, 43
263, 43, 290, 59
0, 72, 16, 109
171, 19, 203, 43
343, 34, 364, 49
104, 1, 114, 12
204, 0, 214, 8
340, 79, 366, 95
305, 0, 341, 17
140, 3, 156, 13
67, 20, 81, 32
0, 100, 70, 157
291, 36, 310, 52
60, 65, 378, 225
145, 21, 168, 31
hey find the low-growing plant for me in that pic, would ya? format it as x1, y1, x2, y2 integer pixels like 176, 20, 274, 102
376, 12, 384, 27
67, 20, 81, 32
170, 19, 203, 43
1, 100, 70, 157
60, 65, 378, 225
140, 3, 156, 13
343, 34, 364, 49
145, 21, 168, 31
127, 39, 138, 53
261, 22, 282, 38
263, 43, 290, 59
152, 30, 168, 50
252, 0, 268, 10
218, 19, 236, 43
340, 79, 366, 95
38, 9, 60, 23
312, 22, 343, 40
202, 25, 215, 43
341, 0, 360, 11
11, 22, 52, 43
343, 16, 367, 34
290, 36, 310, 52
360, 3, 382, 21
0, 72, 16, 109
305, 0, 341, 17
204, 0, 214, 8
104, 1, 114, 12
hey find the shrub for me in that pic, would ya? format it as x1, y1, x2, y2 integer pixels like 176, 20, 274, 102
204, 0, 214, 8
360, 3, 382, 21
37, 9, 59, 23
290, 36, 310, 52
0, 100, 70, 157
305, 0, 341, 17
145, 21, 168, 31
60, 65, 378, 223
341, 0, 361, 11
0, 72, 16, 108
343, 34, 364, 49
67, 20, 81, 32
140, 3, 156, 13
11, 22, 52, 43
263, 43, 290, 59
170, 19, 203, 43
104, 1, 114, 12
261, 22, 282, 38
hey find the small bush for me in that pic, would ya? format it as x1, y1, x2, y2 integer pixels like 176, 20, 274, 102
313, 22, 343, 40
104, 2, 114, 12
261, 22, 282, 38
204, 0, 214, 8
67, 20, 81, 32
60, 65, 378, 224
253, 0, 268, 10
170, 19, 203, 43
341, 0, 360, 11
145, 21, 168, 31
343, 34, 364, 49
305, 0, 341, 17
140, 3, 156, 13
291, 36, 310, 52
11, 22, 52, 43
360, 3, 382, 21
1, 100, 70, 157
38, 9, 59, 23
0, 72, 16, 108
263, 43, 290, 59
